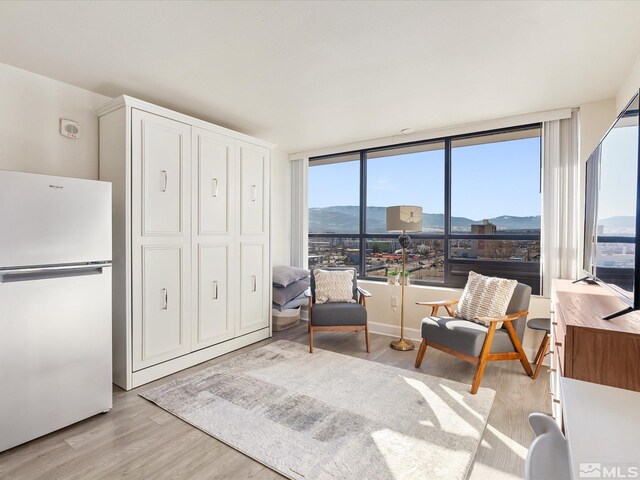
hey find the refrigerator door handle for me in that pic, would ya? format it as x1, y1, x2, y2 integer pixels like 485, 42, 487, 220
0, 263, 111, 283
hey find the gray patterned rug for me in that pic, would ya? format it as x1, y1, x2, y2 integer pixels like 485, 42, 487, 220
141, 340, 495, 480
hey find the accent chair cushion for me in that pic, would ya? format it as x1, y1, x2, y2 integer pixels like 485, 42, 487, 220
311, 303, 366, 326
421, 316, 515, 357
313, 269, 357, 304
455, 271, 518, 328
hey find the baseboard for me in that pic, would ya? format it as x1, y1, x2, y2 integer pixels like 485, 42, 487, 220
367, 321, 422, 342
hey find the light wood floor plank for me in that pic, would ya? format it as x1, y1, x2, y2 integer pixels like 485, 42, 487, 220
0, 323, 549, 479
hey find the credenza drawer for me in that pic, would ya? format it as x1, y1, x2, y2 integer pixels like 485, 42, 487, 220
555, 343, 563, 376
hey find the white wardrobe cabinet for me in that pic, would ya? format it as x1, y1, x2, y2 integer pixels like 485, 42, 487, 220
238, 242, 269, 336
99, 96, 272, 390
238, 140, 268, 236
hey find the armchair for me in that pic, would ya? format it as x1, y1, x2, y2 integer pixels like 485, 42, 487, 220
305, 267, 371, 353
414, 282, 534, 394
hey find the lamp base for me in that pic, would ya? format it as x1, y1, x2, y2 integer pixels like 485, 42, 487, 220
390, 338, 415, 351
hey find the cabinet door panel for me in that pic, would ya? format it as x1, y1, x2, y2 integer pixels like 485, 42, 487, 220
239, 142, 268, 236
132, 109, 189, 237
133, 245, 189, 370
238, 242, 269, 335
194, 243, 233, 349
194, 129, 234, 236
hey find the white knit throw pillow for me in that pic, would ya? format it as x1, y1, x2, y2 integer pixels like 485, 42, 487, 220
313, 269, 356, 304
455, 271, 517, 328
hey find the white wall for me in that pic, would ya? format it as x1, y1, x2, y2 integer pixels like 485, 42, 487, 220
271, 148, 291, 266
617, 50, 640, 111
0, 63, 110, 179
579, 98, 617, 163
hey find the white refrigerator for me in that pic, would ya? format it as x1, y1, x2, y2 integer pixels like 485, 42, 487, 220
0, 170, 113, 452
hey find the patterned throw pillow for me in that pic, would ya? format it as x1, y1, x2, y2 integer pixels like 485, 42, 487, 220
455, 271, 517, 328
313, 269, 356, 304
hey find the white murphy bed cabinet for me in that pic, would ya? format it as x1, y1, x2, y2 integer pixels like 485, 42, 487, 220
98, 96, 272, 390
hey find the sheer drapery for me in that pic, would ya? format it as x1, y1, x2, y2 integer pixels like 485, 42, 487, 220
541, 110, 581, 297
290, 158, 308, 268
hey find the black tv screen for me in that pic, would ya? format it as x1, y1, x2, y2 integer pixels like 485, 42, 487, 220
583, 93, 639, 311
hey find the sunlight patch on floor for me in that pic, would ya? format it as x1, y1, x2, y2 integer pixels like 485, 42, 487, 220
403, 376, 481, 437
371, 428, 471, 480
485, 424, 528, 459
470, 462, 524, 480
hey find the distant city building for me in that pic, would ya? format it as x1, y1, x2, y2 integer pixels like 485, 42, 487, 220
470, 219, 496, 258
472, 219, 497, 235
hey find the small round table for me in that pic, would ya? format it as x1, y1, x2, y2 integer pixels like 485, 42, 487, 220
527, 317, 551, 380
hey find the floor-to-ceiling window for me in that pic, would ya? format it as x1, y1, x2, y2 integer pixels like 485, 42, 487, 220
308, 124, 542, 294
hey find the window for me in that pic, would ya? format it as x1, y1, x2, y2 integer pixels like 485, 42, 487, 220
366, 144, 445, 233
308, 153, 360, 234
308, 125, 542, 294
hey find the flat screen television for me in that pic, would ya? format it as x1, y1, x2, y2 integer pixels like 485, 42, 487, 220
582, 92, 640, 319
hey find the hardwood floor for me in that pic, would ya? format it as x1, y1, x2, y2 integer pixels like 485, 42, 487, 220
0, 324, 550, 479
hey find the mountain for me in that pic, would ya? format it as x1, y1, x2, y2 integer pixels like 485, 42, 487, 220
488, 215, 541, 231
598, 216, 635, 234
308, 206, 541, 234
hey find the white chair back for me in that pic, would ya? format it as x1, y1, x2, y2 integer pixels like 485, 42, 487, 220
525, 413, 572, 480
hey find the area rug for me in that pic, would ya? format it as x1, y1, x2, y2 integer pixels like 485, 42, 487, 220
141, 340, 495, 480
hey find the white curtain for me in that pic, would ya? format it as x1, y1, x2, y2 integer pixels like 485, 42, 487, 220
541, 109, 580, 297
290, 158, 308, 268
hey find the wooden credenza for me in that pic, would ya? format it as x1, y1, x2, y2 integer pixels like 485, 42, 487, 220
550, 279, 640, 423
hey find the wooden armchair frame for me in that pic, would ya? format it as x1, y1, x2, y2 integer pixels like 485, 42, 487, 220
414, 300, 533, 394
305, 286, 372, 353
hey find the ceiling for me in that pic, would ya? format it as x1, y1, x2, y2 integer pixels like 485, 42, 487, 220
1, 1, 639, 153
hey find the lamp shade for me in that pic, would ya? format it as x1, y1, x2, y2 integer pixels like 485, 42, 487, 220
386, 205, 423, 233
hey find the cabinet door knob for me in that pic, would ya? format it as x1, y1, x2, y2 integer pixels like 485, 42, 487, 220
213, 280, 218, 300
212, 178, 218, 198
252, 275, 257, 292
251, 185, 257, 202
162, 288, 168, 310
161, 170, 168, 192
555, 342, 562, 347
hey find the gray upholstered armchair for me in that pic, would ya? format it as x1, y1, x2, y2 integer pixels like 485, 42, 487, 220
305, 267, 371, 353
414, 282, 534, 394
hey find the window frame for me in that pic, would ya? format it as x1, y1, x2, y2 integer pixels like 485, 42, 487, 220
308, 123, 542, 293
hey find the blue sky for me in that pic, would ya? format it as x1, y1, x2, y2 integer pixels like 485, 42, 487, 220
308, 137, 541, 220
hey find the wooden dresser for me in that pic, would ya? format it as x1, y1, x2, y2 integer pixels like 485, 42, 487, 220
550, 279, 640, 423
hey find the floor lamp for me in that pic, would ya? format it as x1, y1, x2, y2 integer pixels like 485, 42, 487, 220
386, 205, 423, 351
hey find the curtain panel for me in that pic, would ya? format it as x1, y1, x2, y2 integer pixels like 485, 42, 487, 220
290, 158, 308, 268
541, 110, 581, 297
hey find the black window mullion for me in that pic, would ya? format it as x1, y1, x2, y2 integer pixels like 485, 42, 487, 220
444, 138, 452, 284
359, 151, 367, 276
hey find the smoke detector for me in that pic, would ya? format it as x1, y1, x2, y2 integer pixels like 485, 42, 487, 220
60, 119, 80, 139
